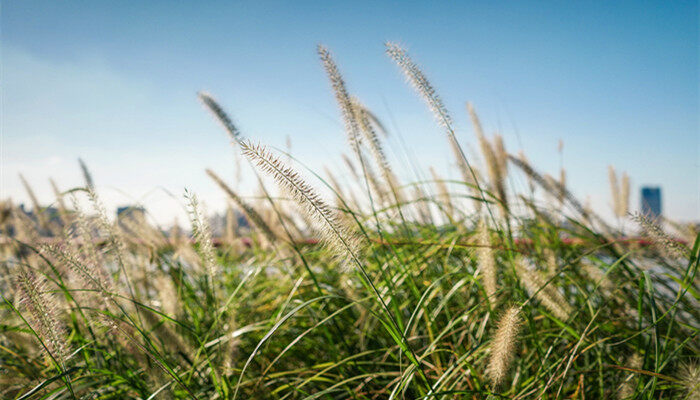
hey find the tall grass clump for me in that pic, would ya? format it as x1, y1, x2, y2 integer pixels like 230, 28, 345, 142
1, 44, 698, 400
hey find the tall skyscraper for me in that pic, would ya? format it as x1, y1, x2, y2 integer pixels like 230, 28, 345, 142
641, 187, 662, 219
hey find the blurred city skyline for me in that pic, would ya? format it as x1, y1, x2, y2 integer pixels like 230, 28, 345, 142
2, 1, 698, 224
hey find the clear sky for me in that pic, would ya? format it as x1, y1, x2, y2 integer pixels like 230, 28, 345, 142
2, 1, 698, 225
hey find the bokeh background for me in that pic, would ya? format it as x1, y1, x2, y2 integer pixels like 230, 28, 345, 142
3, 1, 698, 225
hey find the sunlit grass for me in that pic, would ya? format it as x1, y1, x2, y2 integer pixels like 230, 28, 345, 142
1, 44, 698, 400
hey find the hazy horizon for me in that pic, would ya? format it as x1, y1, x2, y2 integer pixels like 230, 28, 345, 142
3, 1, 698, 225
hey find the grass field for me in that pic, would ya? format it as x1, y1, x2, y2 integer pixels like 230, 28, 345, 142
1, 44, 698, 399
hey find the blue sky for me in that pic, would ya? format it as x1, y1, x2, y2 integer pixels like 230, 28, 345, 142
2, 1, 698, 224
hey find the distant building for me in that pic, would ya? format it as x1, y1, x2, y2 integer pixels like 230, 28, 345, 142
14, 204, 64, 237
117, 205, 146, 218
209, 212, 227, 238
209, 208, 249, 238
116, 205, 146, 229
641, 187, 662, 219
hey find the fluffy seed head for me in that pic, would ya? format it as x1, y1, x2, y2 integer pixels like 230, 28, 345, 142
486, 306, 522, 387
16, 267, 67, 364
155, 273, 179, 317
386, 42, 452, 131
476, 217, 497, 303
678, 361, 700, 400
184, 190, 218, 279
44, 243, 114, 308
78, 158, 95, 190
609, 165, 621, 217
619, 172, 630, 217
351, 97, 400, 200
581, 261, 614, 294
318, 45, 362, 154
631, 212, 689, 258
430, 167, 453, 219
240, 141, 361, 264
198, 91, 242, 141
508, 154, 592, 222
618, 353, 643, 399
515, 259, 572, 321
559, 168, 567, 205
467, 104, 508, 216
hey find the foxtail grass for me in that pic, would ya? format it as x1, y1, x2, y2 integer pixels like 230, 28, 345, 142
2, 43, 696, 400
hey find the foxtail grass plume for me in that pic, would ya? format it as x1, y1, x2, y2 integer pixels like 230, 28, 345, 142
543, 174, 561, 208
225, 205, 238, 244
86, 188, 126, 260
518, 151, 536, 194
222, 310, 240, 374
344, 146, 391, 205
351, 96, 402, 203
493, 135, 508, 184
490, 134, 509, 217
609, 166, 630, 218
581, 261, 614, 294
467, 165, 485, 212
467, 103, 495, 174
558, 168, 567, 206
467, 102, 487, 147
85, 188, 137, 307
677, 361, 700, 400
544, 247, 557, 277
631, 212, 689, 258
386, 42, 452, 131
155, 273, 179, 317
318, 45, 362, 154
361, 149, 391, 205
358, 101, 389, 137
16, 266, 67, 364
184, 190, 218, 280
351, 97, 388, 168
617, 353, 643, 399
69, 195, 103, 273
198, 91, 248, 187
476, 216, 497, 303
78, 158, 95, 190
446, 125, 476, 186
467, 103, 511, 217
429, 167, 454, 220
385, 42, 481, 203
515, 259, 572, 321
411, 185, 432, 224
664, 217, 699, 246
473, 118, 498, 181
619, 172, 630, 217
44, 243, 114, 307
486, 306, 522, 387
609, 165, 620, 216
508, 154, 592, 222
239, 141, 361, 264
467, 103, 509, 217
198, 91, 242, 142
